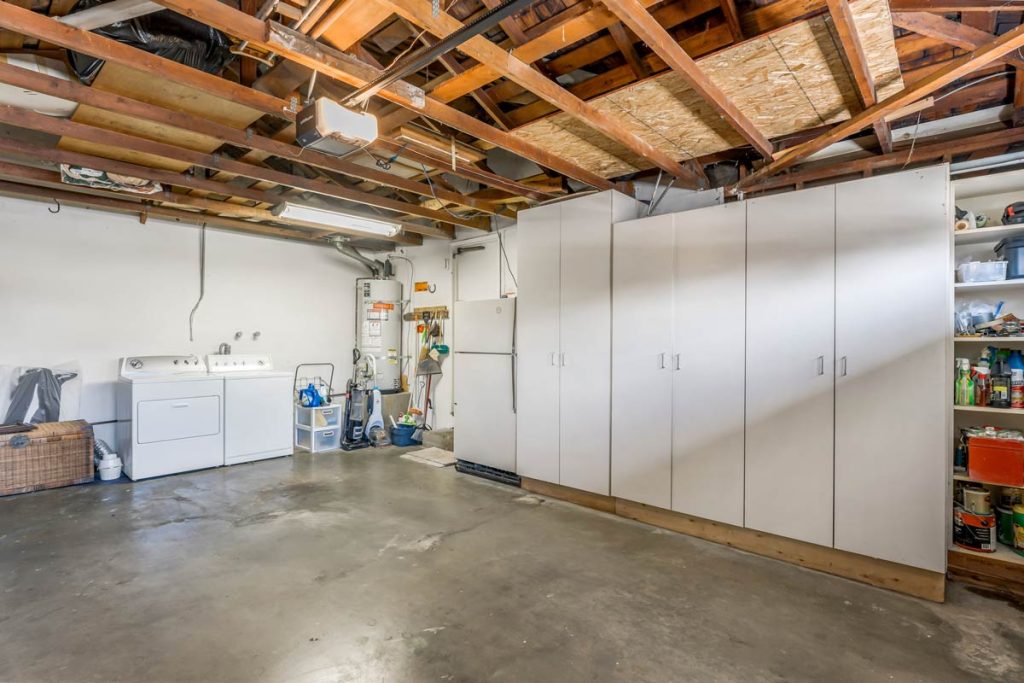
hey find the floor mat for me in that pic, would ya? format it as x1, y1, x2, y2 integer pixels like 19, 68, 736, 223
401, 447, 456, 468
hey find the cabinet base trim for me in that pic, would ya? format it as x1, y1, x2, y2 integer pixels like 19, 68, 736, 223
520, 478, 945, 603
947, 550, 1024, 601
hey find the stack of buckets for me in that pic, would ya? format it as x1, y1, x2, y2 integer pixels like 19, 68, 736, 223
954, 486, 1024, 557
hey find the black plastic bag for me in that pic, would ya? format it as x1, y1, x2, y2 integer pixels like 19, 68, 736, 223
65, 0, 234, 84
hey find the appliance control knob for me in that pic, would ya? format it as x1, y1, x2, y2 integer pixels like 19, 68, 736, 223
129, 359, 143, 369
173, 359, 179, 365
258, 360, 265, 366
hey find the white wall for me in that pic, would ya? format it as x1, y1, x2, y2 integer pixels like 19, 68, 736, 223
0, 196, 364, 444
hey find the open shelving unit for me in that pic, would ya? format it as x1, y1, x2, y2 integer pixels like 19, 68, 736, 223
951, 170, 1024, 599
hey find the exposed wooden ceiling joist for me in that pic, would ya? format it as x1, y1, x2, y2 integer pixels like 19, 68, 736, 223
595, 0, 775, 160
892, 11, 1024, 70
151, 0, 616, 189
889, 0, 1024, 10
739, 20, 1024, 188
374, 0, 702, 184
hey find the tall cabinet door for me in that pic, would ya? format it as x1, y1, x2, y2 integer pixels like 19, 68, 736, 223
745, 186, 836, 547
672, 202, 746, 525
559, 193, 614, 494
611, 214, 675, 508
515, 202, 561, 482
834, 167, 950, 572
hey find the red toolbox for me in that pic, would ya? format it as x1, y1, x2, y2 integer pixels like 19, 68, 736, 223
968, 436, 1024, 486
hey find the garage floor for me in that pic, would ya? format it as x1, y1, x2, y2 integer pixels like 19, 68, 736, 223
1, 449, 1021, 683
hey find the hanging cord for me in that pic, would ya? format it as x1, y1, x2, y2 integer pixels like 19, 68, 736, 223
188, 223, 207, 342
497, 230, 517, 289
419, 163, 486, 219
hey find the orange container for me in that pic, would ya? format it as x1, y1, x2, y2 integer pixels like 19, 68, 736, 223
968, 436, 1024, 486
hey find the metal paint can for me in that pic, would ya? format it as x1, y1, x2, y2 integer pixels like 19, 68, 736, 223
1014, 505, 1024, 557
954, 505, 997, 553
997, 506, 1016, 546
964, 487, 993, 515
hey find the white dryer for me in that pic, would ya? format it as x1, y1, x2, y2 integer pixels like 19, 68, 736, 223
207, 354, 293, 465
116, 355, 224, 480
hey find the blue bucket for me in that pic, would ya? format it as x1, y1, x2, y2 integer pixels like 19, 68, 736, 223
390, 424, 420, 447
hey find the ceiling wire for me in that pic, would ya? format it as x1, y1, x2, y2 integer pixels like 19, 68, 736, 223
188, 223, 207, 343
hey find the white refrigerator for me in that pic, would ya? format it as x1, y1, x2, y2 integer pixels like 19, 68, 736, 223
453, 298, 516, 472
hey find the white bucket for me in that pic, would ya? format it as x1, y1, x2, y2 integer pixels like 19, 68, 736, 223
96, 454, 122, 481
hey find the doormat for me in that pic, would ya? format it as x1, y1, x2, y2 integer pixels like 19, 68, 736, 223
401, 447, 456, 468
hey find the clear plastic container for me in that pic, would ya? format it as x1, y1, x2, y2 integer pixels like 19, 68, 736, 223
294, 425, 341, 452
295, 405, 341, 428
957, 261, 1008, 283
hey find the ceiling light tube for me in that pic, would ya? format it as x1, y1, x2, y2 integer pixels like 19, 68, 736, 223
271, 202, 401, 237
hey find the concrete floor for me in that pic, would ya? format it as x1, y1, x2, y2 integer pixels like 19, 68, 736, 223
1, 449, 1022, 683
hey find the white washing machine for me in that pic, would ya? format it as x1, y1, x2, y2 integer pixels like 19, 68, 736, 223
207, 354, 293, 466
116, 355, 224, 480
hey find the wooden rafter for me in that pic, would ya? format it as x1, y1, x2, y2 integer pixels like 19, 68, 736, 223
739, 20, 1024, 188
889, 0, 1024, 10
825, 0, 892, 153
892, 12, 1024, 70
375, 0, 700, 184
595, 0, 775, 160
719, 0, 744, 42
607, 22, 648, 79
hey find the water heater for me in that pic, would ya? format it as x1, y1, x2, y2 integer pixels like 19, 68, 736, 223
355, 278, 403, 393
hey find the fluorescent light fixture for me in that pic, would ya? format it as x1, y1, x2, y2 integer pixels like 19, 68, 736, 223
272, 202, 401, 237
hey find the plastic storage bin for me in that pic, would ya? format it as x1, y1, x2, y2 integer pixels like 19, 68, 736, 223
957, 260, 1008, 283
996, 237, 1024, 279
294, 425, 341, 453
969, 436, 1024, 486
295, 405, 341, 429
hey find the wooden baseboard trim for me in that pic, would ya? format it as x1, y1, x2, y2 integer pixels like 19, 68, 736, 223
520, 478, 945, 603
947, 550, 1024, 600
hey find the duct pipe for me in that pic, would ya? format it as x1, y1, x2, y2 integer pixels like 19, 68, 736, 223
329, 236, 386, 277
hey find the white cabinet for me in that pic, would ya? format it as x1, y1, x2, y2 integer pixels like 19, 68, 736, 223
745, 185, 836, 547
833, 166, 950, 572
672, 202, 746, 525
516, 191, 638, 494
611, 203, 746, 520
515, 202, 561, 483
611, 214, 675, 508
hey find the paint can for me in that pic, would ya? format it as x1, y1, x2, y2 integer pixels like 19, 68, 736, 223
954, 505, 996, 553
1014, 505, 1024, 557
997, 506, 1016, 546
964, 487, 992, 514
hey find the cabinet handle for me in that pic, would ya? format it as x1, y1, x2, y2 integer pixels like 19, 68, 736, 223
816, 356, 824, 376
171, 402, 190, 408
659, 352, 666, 370
840, 356, 848, 377
674, 353, 681, 371
549, 352, 557, 366
560, 352, 566, 367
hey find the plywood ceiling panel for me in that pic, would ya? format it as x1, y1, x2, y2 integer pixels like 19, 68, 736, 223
512, 0, 904, 178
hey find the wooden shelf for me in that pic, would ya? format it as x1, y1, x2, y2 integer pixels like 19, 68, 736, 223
955, 225, 1024, 245
954, 405, 1024, 415
950, 543, 1024, 567
953, 472, 1024, 488
954, 336, 1024, 343
954, 279, 1024, 291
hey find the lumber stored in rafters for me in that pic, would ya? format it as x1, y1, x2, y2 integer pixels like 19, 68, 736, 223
149, 0, 617, 190
373, 0, 702, 185
736, 20, 1024, 187
596, 0, 775, 159
826, 0, 892, 152
892, 11, 1024, 69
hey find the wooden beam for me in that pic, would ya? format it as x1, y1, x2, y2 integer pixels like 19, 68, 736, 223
0, 60, 499, 217
152, 0, 616, 189
719, 0, 744, 42
376, 0, 700, 184
596, 0, 775, 159
0, 102, 461, 235
607, 22, 648, 79
891, 12, 1024, 70
889, 0, 1024, 10
479, 0, 529, 46
825, 0, 892, 153
0, 1, 292, 120
312, 0, 392, 43
0, 136, 425, 244
57, 0, 161, 30
737, 20, 1024, 188
1015, 67, 1024, 127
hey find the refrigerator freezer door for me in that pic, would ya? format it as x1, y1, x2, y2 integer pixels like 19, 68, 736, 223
454, 353, 516, 471
453, 299, 515, 353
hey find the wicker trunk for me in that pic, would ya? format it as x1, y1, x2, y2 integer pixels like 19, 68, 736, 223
0, 420, 94, 496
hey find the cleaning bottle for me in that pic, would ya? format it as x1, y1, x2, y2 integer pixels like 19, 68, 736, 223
956, 359, 975, 406
1012, 368, 1024, 409
975, 363, 991, 407
991, 356, 1011, 409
